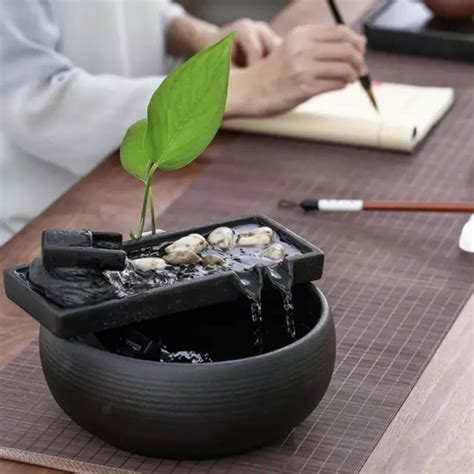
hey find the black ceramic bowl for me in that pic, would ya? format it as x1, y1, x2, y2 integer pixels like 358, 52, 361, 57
39, 284, 335, 459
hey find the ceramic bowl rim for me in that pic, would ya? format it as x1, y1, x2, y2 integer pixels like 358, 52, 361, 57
51, 284, 330, 369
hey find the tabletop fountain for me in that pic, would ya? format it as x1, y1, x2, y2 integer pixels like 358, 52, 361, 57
3, 34, 335, 459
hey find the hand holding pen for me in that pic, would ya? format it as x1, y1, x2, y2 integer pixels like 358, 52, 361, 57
327, 0, 379, 111
231, 24, 369, 116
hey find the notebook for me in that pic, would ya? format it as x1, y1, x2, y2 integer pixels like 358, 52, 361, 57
222, 82, 455, 152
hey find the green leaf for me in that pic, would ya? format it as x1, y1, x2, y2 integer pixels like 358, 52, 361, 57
145, 33, 234, 170
120, 118, 150, 182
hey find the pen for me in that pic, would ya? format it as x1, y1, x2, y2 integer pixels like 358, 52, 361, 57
327, 0, 379, 112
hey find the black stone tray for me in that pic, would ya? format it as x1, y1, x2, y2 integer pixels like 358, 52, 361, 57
3, 215, 324, 339
364, 0, 474, 63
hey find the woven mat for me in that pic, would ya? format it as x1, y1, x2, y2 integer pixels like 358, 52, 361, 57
1, 52, 473, 473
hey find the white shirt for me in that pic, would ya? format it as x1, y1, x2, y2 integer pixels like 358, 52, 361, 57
0, 0, 184, 244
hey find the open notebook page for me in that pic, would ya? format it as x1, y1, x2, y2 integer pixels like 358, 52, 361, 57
223, 82, 454, 152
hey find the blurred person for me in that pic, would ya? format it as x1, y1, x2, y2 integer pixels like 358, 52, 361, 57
423, 0, 474, 19
0, 0, 367, 244
176, 0, 289, 25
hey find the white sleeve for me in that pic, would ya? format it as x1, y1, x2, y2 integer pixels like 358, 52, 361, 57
162, 0, 186, 26
0, 0, 183, 176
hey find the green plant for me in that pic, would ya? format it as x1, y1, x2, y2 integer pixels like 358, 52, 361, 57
120, 33, 234, 239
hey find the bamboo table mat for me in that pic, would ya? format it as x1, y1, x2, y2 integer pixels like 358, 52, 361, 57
1, 52, 473, 473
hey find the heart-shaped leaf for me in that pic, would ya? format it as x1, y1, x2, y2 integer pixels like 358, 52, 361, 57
145, 33, 234, 170
120, 118, 150, 182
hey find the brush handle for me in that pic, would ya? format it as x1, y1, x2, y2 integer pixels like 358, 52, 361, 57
364, 200, 474, 213
300, 199, 474, 213
359, 74, 373, 90
327, 0, 344, 23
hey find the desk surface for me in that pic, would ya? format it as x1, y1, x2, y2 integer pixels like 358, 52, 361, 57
1, 138, 472, 474
1, 1, 472, 472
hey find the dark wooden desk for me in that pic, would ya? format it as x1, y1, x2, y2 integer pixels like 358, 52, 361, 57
2, 1, 472, 472
1, 138, 472, 474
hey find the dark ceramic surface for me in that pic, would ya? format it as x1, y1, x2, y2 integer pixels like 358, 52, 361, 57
39, 284, 335, 459
42, 229, 126, 271
4, 215, 324, 338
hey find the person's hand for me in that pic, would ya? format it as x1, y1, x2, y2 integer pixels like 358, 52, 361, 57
212, 19, 282, 67
167, 15, 281, 67
226, 25, 367, 117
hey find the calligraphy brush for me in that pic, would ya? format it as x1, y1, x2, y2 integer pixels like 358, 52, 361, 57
278, 199, 474, 213
327, 0, 379, 112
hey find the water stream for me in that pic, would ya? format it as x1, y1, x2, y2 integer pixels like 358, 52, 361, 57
233, 263, 297, 353
234, 269, 264, 353
266, 264, 296, 340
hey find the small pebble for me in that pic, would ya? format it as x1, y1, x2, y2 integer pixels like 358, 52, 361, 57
202, 254, 226, 267
141, 229, 166, 237
164, 250, 200, 265
165, 233, 208, 254
208, 227, 236, 250
131, 257, 167, 271
260, 244, 286, 261
237, 227, 274, 246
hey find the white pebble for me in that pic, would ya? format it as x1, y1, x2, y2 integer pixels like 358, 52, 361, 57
260, 244, 286, 261
237, 227, 274, 246
165, 233, 208, 254
141, 229, 166, 237
164, 250, 200, 265
132, 257, 167, 271
208, 227, 236, 250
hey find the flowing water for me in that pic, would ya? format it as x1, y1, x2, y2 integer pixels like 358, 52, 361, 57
266, 264, 296, 340
233, 262, 297, 353
283, 293, 296, 339
234, 269, 264, 353
160, 348, 212, 364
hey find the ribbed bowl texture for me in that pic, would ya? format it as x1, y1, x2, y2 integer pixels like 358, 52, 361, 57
39, 284, 335, 459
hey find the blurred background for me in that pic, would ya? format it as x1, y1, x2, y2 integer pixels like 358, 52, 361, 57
177, 0, 289, 24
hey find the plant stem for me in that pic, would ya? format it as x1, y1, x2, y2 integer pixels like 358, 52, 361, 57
149, 190, 157, 234
136, 164, 158, 239
137, 177, 152, 238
